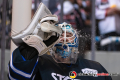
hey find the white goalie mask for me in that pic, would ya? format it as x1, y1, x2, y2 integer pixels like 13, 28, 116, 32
50, 22, 79, 64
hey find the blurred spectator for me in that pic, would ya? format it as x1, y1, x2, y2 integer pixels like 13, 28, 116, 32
75, 0, 92, 53
96, 0, 120, 51
75, 0, 92, 36
48, 0, 58, 14
83, 0, 91, 33
55, 0, 85, 30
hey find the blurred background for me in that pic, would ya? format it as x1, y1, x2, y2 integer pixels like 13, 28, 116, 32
0, 0, 120, 80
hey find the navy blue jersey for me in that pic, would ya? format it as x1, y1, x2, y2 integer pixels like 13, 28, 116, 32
8, 48, 112, 80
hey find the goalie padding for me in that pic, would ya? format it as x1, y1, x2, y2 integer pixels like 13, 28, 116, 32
11, 3, 58, 46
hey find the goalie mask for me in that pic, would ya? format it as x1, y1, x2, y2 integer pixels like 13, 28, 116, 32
50, 22, 79, 64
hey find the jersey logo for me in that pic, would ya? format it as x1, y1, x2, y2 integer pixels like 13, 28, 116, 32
81, 68, 98, 76
69, 71, 77, 79
51, 72, 80, 80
